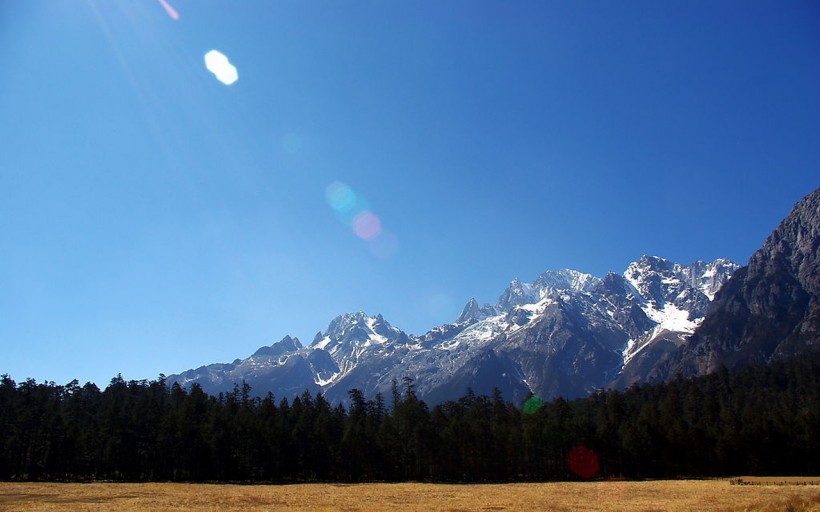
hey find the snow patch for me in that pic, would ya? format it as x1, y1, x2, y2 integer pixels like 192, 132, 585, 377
641, 303, 697, 334
314, 336, 332, 350
623, 303, 702, 364
315, 372, 339, 387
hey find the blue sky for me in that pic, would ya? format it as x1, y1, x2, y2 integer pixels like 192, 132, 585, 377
1, 1, 818, 387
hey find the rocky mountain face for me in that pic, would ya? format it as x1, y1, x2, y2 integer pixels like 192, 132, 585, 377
169, 256, 739, 404
659, 187, 820, 379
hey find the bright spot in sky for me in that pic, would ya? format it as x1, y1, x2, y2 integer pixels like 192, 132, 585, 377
204, 50, 238, 85
325, 181, 395, 254
353, 211, 381, 240
325, 182, 357, 213
157, 0, 179, 20
325, 182, 370, 226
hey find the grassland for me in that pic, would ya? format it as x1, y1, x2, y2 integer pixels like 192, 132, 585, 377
733, 477, 820, 486
1, 480, 819, 512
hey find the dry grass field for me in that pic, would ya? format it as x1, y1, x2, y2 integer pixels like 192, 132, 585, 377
1, 480, 819, 512
733, 477, 820, 486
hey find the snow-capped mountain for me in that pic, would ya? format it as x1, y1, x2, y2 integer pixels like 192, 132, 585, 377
169, 335, 325, 398
168, 256, 739, 404
612, 257, 739, 388
660, 187, 820, 379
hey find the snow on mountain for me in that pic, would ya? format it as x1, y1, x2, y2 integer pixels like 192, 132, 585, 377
681, 258, 741, 300
496, 279, 538, 311
309, 312, 411, 387
456, 298, 497, 324
662, 187, 820, 380
167, 256, 739, 404
619, 256, 739, 360
533, 269, 600, 297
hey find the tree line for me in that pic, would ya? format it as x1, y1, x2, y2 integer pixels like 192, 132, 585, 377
1, 351, 818, 482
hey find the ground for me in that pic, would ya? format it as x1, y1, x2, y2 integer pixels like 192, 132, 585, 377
1, 480, 819, 512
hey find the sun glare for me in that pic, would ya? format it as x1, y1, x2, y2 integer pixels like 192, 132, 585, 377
204, 50, 238, 85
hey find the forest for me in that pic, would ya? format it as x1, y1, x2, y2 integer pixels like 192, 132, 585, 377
1, 351, 818, 483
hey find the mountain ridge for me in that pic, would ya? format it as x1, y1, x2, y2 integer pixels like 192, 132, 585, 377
169, 255, 739, 404
658, 187, 820, 379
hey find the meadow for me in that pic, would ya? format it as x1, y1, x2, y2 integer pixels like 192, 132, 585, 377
1, 480, 819, 512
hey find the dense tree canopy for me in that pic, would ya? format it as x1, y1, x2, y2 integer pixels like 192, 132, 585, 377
1, 352, 818, 482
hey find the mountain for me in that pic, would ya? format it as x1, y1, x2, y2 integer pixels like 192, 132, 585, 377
168, 256, 739, 404
195, 187, 817, 404
659, 187, 820, 379
169, 335, 324, 398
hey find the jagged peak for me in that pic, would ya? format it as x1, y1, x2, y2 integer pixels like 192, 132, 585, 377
534, 268, 600, 293
597, 271, 630, 294
628, 255, 675, 272
496, 279, 537, 311
313, 310, 405, 350
710, 257, 740, 266
252, 335, 302, 357
457, 298, 480, 323
456, 298, 496, 324
497, 267, 607, 312
324, 311, 370, 333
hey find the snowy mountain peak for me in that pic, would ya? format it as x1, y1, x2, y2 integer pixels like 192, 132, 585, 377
324, 311, 368, 334
637, 254, 674, 268
457, 298, 497, 324
625, 256, 687, 307
252, 335, 302, 358
497, 278, 538, 311
457, 298, 480, 324
617, 256, 740, 372
497, 269, 602, 313
624, 256, 739, 307
680, 259, 741, 300
533, 269, 600, 296
312, 311, 408, 354
597, 272, 632, 296
169, 255, 740, 405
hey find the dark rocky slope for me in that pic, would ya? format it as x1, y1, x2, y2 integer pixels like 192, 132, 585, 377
660, 187, 820, 378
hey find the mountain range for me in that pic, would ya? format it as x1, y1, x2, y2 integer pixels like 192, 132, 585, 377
168, 187, 820, 405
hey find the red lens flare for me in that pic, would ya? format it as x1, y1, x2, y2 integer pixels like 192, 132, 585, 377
567, 445, 600, 479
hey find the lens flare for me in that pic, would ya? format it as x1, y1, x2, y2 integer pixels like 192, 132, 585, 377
325, 182, 356, 213
204, 50, 238, 85
325, 181, 396, 254
157, 0, 179, 20
567, 445, 600, 479
353, 211, 382, 240
325, 181, 371, 227
522, 395, 543, 415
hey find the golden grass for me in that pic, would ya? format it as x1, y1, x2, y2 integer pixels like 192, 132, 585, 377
733, 477, 820, 486
1, 480, 819, 512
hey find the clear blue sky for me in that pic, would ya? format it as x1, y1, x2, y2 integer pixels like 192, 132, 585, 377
2, 0, 818, 387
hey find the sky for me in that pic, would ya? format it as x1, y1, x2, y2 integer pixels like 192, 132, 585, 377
1, 0, 819, 387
